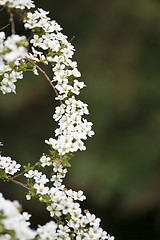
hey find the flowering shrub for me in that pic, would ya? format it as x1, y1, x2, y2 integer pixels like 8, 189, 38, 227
0, 0, 115, 239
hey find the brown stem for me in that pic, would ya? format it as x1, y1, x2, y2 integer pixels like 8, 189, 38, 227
11, 169, 26, 180
69, 35, 75, 43
12, 8, 24, 19
9, 11, 15, 34
5, 178, 29, 190
0, 23, 10, 31
27, 31, 33, 42
12, 162, 38, 180
27, 58, 62, 104
0, 6, 5, 12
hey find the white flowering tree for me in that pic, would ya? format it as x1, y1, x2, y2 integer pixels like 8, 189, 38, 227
0, 1, 114, 239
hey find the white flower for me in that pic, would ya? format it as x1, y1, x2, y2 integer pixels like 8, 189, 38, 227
108, 236, 115, 240
24, 170, 34, 178
57, 224, 70, 236
86, 213, 101, 227
46, 204, 61, 217
34, 183, 49, 195
0, 156, 11, 169
40, 155, 51, 167
26, 195, 31, 200
0, 80, 16, 94
30, 35, 43, 47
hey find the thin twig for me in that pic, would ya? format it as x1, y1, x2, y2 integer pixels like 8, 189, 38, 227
0, 23, 10, 31
27, 31, 33, 42
4, 178, 29, 190
27, 58, 62, 104
0, 6, 5, 12
11, 169, 26, 180
12, 8, 24, 19
9, 11, 15, 34
12, 162, 38, 180
69, 35, 75, 43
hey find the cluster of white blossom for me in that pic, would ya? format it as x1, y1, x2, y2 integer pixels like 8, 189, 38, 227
45, 96, 94, 155
36, 221, 57, 240
24, 155, 114, 240
0, 193, 36, 240
0, 154, 21, 175
22, 8, 95, 154
3, 34, 28, 62
0, 5, 95, 154
24, 166, 50, 198
0, 152, 114, 239
0, 0, 35, 9
0, 32, 28, 94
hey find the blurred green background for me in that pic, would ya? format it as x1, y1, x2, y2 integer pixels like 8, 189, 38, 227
1, 0, 160, 239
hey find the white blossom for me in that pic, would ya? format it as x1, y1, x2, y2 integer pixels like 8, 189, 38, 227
0, 0, 35, 9
0, 155, 21, 175
0, 193, 36, 240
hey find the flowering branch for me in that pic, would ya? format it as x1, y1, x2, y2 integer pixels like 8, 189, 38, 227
0, 0, 114, 239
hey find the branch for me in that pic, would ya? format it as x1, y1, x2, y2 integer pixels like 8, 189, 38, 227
11, 162, 38, 180
12, 8, 24, 19
69, 35, 75, 43
11, 169, 26, 180
0, 23, 10, 31
4, 177, 29, 190
0, 6, 5, 12
27, 58, 62, 104
9, 11, 15, 34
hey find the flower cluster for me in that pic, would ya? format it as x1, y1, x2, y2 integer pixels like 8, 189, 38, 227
0, 193, 36, 240
24, 155, 114, 240
3, 34, 28, 62
0, 0, 35, 9
23, 8, 95, 154
0, 154, 21, 175
0, 32, 28, 94
0, 4, 95, 154
46, 96, 94, 155
24, 7, 82, 99
0, 152, 115, 240
36, 221, 57, 240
